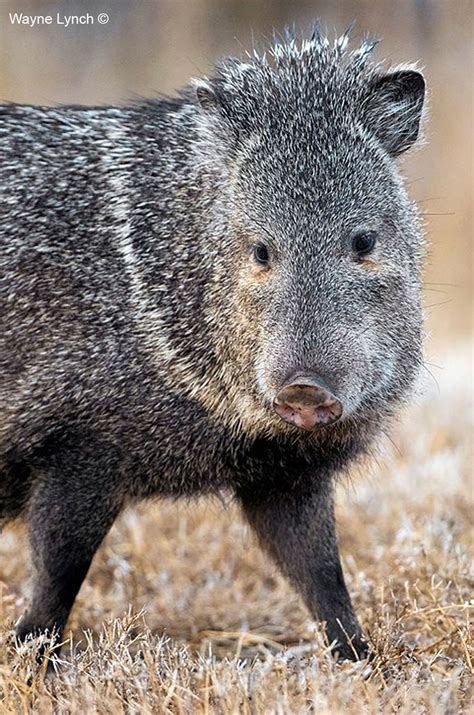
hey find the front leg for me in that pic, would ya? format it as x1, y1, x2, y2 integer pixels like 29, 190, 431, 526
16, 434, 124, 664
238, 481, 367, 661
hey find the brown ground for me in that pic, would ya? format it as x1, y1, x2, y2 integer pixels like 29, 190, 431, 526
0, 343, 472, 714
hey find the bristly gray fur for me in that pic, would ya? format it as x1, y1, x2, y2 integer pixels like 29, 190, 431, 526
0, 28, 426, 664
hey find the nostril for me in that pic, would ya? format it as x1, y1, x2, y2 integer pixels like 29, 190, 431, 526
313, 397, 342, 424
273, 376, 343, 430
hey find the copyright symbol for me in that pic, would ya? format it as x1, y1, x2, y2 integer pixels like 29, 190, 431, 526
97, 12, 109, 24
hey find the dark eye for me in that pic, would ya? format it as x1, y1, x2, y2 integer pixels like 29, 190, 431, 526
252, 242, 270, 266
351, 229, 378, 258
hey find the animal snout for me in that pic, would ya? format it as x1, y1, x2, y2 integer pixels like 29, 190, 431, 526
273, 373, 343, 430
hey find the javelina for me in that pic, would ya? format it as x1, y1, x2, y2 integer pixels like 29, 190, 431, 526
0, 28, 426, 662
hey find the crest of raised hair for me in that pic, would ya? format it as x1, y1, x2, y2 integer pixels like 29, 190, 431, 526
0, 25, 426, 664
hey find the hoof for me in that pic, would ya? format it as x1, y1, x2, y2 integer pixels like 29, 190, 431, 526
332, 634, 370, 662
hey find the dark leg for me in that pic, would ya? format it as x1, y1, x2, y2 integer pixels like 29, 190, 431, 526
238, 482, 367, 661
16, 437, 123, 654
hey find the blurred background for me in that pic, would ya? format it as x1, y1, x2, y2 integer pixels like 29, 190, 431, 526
1, 0, 472, 360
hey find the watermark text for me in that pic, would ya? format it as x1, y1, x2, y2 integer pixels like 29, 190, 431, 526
9, 12, 110, 27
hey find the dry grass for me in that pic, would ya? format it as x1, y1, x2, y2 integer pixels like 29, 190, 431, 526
0, 344, 472, 714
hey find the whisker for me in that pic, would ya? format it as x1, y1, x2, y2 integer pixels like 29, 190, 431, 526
421, 211, 455, 217
381, 429, 403, 459
419, 362, 441, 394
424, 282, 458, 288
423, 360, 443, 370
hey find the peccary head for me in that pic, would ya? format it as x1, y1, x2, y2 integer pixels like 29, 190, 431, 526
194, 31, 426, 439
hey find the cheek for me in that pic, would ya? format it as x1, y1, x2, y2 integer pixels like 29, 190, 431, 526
359, 277, 422, 386
357, 270, 418, 312
234, 263, 273, 319
383, 274, 421, 323
225, 268, 273, 376
234, 271, 283, 392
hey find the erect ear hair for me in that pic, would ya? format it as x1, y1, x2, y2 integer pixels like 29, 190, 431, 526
364, 70, 425, 156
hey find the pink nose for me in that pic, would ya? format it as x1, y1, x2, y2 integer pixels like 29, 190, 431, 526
274, 375, 343, 430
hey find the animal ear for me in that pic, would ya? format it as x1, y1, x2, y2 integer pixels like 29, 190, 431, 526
194, 58, 247, 114
365, 70, 425, 156
193, 79, 221, 113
